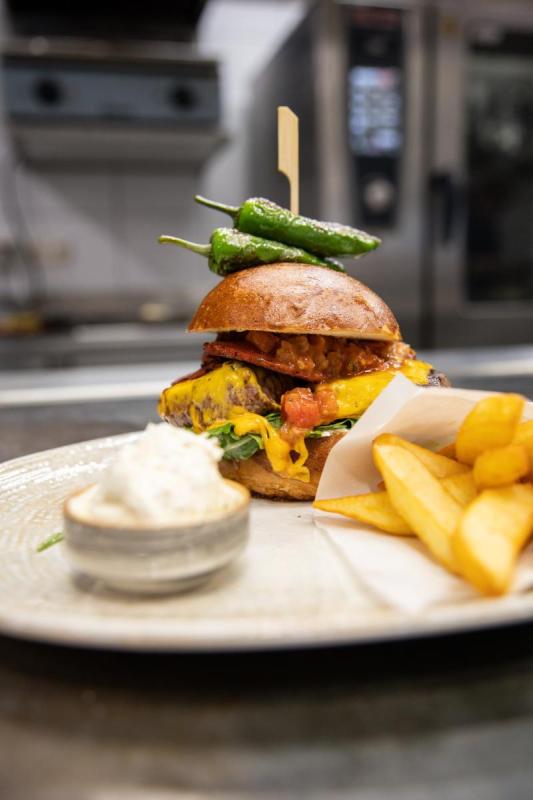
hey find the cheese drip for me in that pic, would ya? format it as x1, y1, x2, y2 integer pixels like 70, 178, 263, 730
231, 412, 310, 482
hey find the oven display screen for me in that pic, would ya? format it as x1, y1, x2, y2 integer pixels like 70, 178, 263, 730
348, 66, 402, 156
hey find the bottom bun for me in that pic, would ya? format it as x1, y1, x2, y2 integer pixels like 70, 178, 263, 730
218, 433, 345, 501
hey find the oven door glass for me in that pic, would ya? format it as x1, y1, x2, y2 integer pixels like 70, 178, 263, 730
466, 26, 533, 302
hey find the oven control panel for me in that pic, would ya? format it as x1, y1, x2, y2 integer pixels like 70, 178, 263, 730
346, 6, 404, 228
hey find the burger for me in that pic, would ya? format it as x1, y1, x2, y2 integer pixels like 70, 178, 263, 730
158, 263, 447, 500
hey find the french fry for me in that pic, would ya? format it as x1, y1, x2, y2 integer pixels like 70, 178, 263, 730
317, 395, 533, 597
373, 441, 463, 572
437, 442, 456, 459
513, 419, 533, 446
473, 445, 530, 489
454, 484, 533, 595
315, 472, 475, 538
373, 433, 468, 478
314, 492, 412, 535
513, 420, 533, 479
441, 472, 477, 507
455, 394, 524, 465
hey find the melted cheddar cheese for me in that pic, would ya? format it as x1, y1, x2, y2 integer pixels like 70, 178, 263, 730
320, 359, 432, 419
158, 362, 275, 431
158, 358, 433, 483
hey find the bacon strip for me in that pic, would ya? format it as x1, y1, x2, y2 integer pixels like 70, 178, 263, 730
203, 340, 324, 382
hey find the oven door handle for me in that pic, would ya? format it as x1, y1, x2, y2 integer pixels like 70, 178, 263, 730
429, 172, 463, 244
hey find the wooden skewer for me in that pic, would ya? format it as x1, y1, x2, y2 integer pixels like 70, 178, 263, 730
277, 106, 299, 215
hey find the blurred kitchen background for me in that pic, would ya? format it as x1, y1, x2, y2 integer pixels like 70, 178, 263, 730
2, 0, 533, 458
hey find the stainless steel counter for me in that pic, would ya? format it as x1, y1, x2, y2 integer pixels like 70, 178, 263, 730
0, 361, 198, 463
419, 344, 533, 396
1, 360, 197, 404
0, 324, 206, 370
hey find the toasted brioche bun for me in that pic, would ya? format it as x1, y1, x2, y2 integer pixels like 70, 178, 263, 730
218, 433, 344, 501
189, 263, 400, 341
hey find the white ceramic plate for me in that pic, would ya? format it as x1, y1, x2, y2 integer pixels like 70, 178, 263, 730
2, 431, 533, 652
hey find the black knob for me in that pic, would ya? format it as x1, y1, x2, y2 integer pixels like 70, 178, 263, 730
169, 86, 197, 110
34, 78, 63, 106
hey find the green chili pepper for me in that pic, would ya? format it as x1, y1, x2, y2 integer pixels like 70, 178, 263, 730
159, 228, 346, 276
194, 195, 380, 258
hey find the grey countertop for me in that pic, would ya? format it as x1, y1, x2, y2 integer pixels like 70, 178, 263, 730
0, 324, 206, 371
2, 349, 533, 798
2, 619, 533, 798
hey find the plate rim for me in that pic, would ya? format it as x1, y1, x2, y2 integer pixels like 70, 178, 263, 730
0, 582, 532, 652
2, 388, 533, 653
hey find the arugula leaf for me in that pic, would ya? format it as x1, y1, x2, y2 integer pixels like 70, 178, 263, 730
306, 418, 359, 438
221, 434, 262, 460
207, 422, 263, 461
207, 415, 358, 461
36, 531, 64, 552
264, 412, 282, 428
206, 421, 233, 439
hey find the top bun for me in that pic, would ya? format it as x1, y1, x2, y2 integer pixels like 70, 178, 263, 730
189, 263, 400, 341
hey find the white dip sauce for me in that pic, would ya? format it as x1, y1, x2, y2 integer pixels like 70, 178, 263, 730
70, 423, 242, 527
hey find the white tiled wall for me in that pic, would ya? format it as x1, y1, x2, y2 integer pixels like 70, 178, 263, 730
0, 0, 305, 314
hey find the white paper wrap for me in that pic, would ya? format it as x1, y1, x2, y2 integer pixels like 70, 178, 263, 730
313, 375, 533, 612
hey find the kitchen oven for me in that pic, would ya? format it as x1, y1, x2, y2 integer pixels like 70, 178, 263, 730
249, 0, 533, 349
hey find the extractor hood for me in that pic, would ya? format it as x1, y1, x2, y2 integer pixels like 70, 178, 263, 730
2, 35, 224, 167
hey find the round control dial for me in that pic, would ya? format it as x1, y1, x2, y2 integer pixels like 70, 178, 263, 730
33, 78, 64, 106
169, 86, 197, 110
